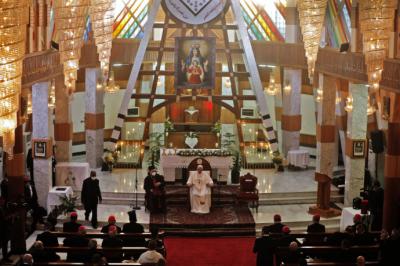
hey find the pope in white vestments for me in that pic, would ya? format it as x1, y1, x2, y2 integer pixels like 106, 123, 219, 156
187, 165, 214, 214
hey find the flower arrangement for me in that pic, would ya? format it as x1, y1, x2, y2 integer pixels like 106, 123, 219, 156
185, 132, 198, 138
58, 194, 78, 215
176, 149, 232, 157
211, 121, 222, 134
164, 117, 174, 133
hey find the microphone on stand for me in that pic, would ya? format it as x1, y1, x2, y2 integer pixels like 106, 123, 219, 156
131, 163, 140, 210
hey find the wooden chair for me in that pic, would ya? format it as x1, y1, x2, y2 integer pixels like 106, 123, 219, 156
236, 173, 259, 212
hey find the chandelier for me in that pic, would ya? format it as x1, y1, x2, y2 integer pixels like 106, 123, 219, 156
54, 0, 90, 96
359, 0, 397, 90
89, 0, 114, 82
315, 87, 323, 102
265, 77, 278, 96
48, 80, 56, 108
344, 96, 353, 112
297, 0, 328, 82
0, 0, 29, 157
104, 70, 120, 93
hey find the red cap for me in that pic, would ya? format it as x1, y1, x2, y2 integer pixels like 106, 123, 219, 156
108, 225, 117, 233
313, 214, 320, 221
70, 212, 78, 218
354, 214, 362, 221
273, 214, 281, 222
282, 226, 291, 233
108, 215, 116, 222
78, 225, 86, 231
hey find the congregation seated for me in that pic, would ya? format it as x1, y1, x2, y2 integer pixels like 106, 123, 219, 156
378, 227, 400, 265
123, 211, 146, 247
307, 215, 325, 233
29, 241, 60, 263
281, 241, 307, 266
102, 225, 124, 262
262, 214, 286, 234
63, 226, 89, 262
101, 215, 122, 234
62, 212, 81, 233
353, 223, 375, 246
20, 253, 33, 266
84, 239, 103, 263
36, 223, 59, 247
137, 240, 165, 265
146, 227, 164, 251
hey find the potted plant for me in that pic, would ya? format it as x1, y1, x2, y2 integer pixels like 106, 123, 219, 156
58, 194, 78, 216
211, 121, 222, 137
148, 132, 163, 167
164, 117, 174, 137
272, 151, 284, 172
222, 132, 241, 184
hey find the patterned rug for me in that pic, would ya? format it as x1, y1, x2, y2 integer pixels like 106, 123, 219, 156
150, 204, 255, 236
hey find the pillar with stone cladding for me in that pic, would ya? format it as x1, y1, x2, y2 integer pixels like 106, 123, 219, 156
54, 74, 72, 162
282, 69, 302, 156
383, 94, 400, 231
281, 0, 302, 156
344, 83, 368, 206
85, 68, 104, 168
309, 74, 340, 217
32, 81, 53, 209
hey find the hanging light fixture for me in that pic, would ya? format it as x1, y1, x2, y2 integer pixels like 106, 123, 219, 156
344, 96, 353, 112
359, 0, 397, 91
315, 87, 323, 102
104, 70, 120, 93
89, 0, 114, 83
54, 0, 90, 96
265, 77, 278, 96
48, 80, 56, 108
367, 96, 376, 115
297, 0, 328, 82
0, 0, 29, 157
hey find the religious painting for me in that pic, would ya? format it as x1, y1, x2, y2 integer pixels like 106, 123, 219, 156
175, 37, 216, 90
34, 141, 46, 158
353, 140, 366, 158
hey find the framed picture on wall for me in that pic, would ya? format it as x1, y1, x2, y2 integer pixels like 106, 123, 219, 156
353, 140, 366, 158
34, 141, 47, 158
175, 36, 216, 90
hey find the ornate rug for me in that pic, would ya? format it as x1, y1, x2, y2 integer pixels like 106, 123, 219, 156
150, 204, 255, 236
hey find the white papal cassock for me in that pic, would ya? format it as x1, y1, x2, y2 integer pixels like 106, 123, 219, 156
187, 170, 213, 214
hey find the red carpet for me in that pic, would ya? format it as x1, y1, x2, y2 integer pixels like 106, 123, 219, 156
164, 237, 256, 266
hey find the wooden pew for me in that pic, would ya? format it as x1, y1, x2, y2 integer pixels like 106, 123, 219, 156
49, 232, 165, 239
33, 263, 156, 266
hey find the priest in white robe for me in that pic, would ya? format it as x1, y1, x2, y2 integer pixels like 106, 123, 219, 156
187, 164, 214, 214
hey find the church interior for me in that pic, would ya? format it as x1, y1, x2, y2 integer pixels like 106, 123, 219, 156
0, 0, 400, 265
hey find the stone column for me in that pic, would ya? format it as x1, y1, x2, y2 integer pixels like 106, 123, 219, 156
85, 68, 104, 168
282, 69, 302, 155
344, 84, 368, 206
383, 94, 400, 231
54, 75, 72, 162
32, 81, 53, 209
309, 74, 340, 217
281, 0, 302, 156
336, 82, 348, 167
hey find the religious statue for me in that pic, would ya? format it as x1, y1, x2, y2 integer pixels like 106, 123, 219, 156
187, 164, 213, 214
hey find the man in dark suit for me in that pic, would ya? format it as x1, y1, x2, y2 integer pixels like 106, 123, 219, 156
144, 166, 166, 213
102, 225, 124, 262
262, 214, 285, 234
63, 212, 81, 232
122, 210, 145, 247
63, 226, 89, 262
36, 223, 59, 247
253, 234, 275, 266
307, 214, 326, 233
81, 171, 102, 228
101, 215, 121, 234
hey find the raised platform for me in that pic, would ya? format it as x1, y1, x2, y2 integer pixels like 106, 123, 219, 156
150, 204, 256, 236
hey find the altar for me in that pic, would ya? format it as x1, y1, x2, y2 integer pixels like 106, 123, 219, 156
160, 148, 233, 183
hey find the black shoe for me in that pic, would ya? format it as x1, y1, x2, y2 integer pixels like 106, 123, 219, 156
85, 216, 89, 221
92, 223, 98, 229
